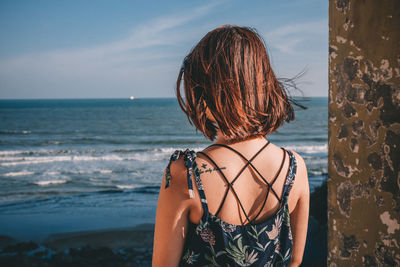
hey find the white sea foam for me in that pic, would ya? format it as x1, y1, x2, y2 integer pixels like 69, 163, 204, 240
99, 170, 113, 174
284, 144, 328, 154
0, 156, 25, 162
0, 154, 126, 166
34, 180, 67, 186
0, 144, 326, 168
303, 158, 328, 165
0, 130, 31, 134
67, 170, 93, 175
2, 171, 35, 177
0, 156, 71, 166
308, 169, 328, 176
89, 178, 103, 182
143, 146, 207, 161
158, 147, 206, 154
125, 154, 163, 162
0, 150, 29, 156
0, 146, 210, 167
116, 185, 136, 189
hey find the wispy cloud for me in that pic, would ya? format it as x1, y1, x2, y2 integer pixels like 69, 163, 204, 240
262, 19, 327, 54
0, 1, 223, 98
0, 0, 328, 98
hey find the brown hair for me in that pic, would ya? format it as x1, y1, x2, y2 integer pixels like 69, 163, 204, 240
176, 25, 295, 143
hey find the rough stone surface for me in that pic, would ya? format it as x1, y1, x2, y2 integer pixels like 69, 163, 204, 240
328, 0, 400, 265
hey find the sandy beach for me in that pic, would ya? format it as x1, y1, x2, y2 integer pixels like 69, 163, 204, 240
0, 182, 327, 266
0, 223, 154, 266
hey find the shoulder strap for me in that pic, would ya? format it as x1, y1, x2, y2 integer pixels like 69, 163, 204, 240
281, 150, 297, 203
164, 149, 209, 218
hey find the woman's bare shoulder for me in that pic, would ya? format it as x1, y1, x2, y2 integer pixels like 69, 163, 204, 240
290, 150, 307, 179
288, 150, 309, 203
165, 155, 188, 191
264, 142, 308, 185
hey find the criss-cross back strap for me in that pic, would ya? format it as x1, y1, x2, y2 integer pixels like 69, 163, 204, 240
197, 151, 253, 224
206, 143, 286, 224
210, 143, 286, 203
198, 141, 285, 225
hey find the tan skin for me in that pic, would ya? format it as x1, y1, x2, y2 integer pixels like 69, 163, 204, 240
153, 127, 309, 267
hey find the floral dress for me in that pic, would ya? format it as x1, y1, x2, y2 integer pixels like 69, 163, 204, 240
165, 144, 297, 267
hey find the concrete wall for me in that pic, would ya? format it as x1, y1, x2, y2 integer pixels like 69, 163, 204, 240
328, 0, 400, 266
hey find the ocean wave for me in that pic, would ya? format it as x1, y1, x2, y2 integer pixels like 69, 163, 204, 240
112, 149, 135, 153
284, 144, 328, 154
303, 157, 328, 165
0, 154, 125, 166
0, 149, 178, 166
291, 137, 328, 142
0, 149, 84, 157
103, 185, 160, 193
97, 189, 123, 194
133, 139, 210, 145
36, 137, 139, 145
89, 178, 103, 182
63, 170, 93, 175
99, 170, 113, 174
46, 171, 61, 175
65, 169, 126, 176
133, 185, 160, 194
0, 150, 31, 156
158, 146, 207, 153
115, 185, 136, 190
34, 179, 68, 186
126, 146, 207, 162
2, 171, 35, 177
0, 156, 26, 162
0, 130, 31, 135
124, 154, 166, 162
308, 169, 328, 176
0, 147, 206, 163
0, 144, 326, 168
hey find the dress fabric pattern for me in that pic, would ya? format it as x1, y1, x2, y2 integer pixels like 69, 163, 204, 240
165, 147, 297, 267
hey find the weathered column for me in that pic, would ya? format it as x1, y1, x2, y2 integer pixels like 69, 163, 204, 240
328, 0, 400, 266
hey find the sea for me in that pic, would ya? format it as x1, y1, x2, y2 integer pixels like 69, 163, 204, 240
0, 97, 327, 241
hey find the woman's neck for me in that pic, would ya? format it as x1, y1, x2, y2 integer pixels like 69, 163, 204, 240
214, 130, 267, 146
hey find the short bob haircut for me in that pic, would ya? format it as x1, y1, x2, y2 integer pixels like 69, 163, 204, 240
176, 25, 295, 143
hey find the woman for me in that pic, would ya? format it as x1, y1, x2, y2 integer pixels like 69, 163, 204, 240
153, 25, 309, 267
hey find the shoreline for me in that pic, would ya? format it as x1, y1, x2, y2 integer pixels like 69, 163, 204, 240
0, 223, 155, 251
0, 182, 327, 266
0, 223, 154, 266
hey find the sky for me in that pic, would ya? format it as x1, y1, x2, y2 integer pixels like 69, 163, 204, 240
0, 0, 328, 99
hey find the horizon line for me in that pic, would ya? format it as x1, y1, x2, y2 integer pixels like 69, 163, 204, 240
0, 95, 328, 100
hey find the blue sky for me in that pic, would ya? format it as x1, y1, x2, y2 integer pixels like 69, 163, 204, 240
0, 0, 328, 98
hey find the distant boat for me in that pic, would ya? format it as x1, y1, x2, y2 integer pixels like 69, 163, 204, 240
129, 96, 135, 100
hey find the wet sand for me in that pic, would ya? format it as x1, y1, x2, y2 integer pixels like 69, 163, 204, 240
43, 223, 154, 251
0, 223, 154, 266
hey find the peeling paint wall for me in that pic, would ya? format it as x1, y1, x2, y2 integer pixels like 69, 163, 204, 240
328, 0, 400, 266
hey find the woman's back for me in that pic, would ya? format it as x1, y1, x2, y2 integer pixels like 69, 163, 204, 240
165, 137, 303, 266
191, 139, 295, 226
